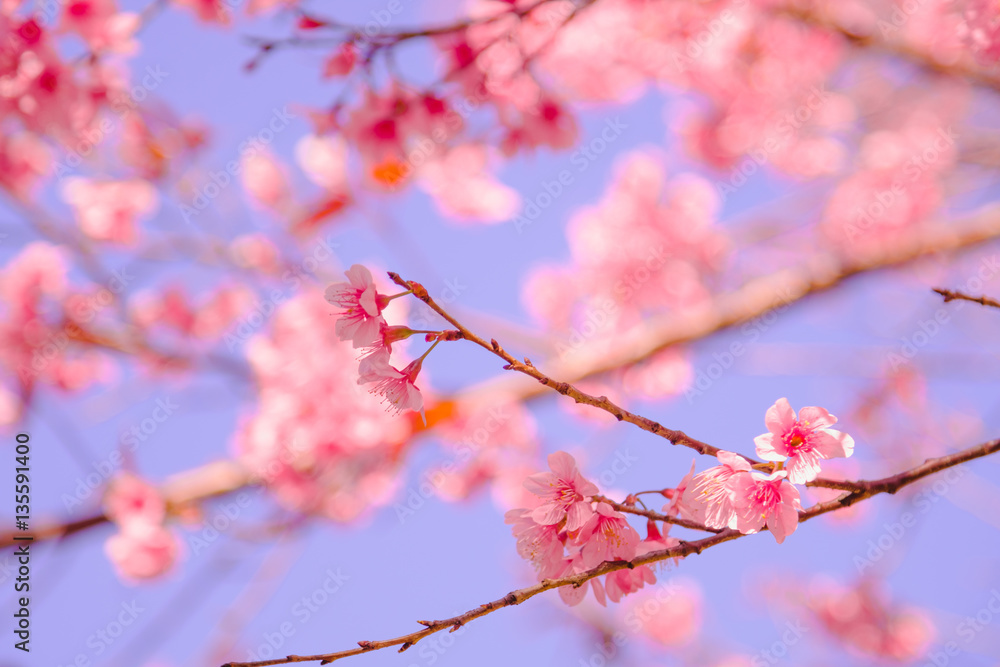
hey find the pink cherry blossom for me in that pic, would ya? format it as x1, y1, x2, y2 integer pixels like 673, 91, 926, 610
61, 177, 158, 245
172, 0, 230, 25
504, 508, 565, 578
575, 501, 640, 569
731, 470, 802, 544
235, 291, 411, 521
295, 134, 348, 192
807, 578, 935, 662
103, 473, 165, 527
229, 233, 281, 274
754, 398, 855, 484
961, 0, 1000, 62
105, 523, 181, 581
325, 264, 389, 348
418, 144, 520, 223
621, 577, 703, 647
241, 151, 292, 212
523, 451, 598, 531
0, 132, 50, 200
358, 351, 425, 420
60, 0, 140, 53
323, 43, 357, 78
603, 562, 657, 604
679, 450, 752, 530
662, 458, 696, 519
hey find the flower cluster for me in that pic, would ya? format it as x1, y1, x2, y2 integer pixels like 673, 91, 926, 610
506, 452, 670, 607
102, 473, 182, 582
680, 398, 854, 543
234, 291, 412, 522
325, 264, 437, 421
509, 399, 855, 606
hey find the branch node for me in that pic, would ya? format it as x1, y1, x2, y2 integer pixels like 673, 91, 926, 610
399, 642, 413, 652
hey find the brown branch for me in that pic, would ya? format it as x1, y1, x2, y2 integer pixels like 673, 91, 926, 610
221, 437, 1000, 667
933, 287, 1000, 310
9, 210, 1000, 552
593, 495, 723, 533
464, 210, 1000, 406
390, 272, 734, 463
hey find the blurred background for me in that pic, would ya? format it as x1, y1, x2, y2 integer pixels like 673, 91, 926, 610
1, 0, 1000, 665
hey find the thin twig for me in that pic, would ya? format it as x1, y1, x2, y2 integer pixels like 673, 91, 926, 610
220, 437, 1000, 667
933, 288, 1000, 310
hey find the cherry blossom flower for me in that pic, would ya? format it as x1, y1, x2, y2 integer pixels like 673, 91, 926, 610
59, 0, 140, 54
0, 132, 50, 200
753, 398, 855, 484
961, 0, 1000, 62
418, 144, 520, 223
103, 473, 165, 527
241, 151, 292, 213
172, 0, 230, 25
576, 501, 640, 569
807, 578, 936, 662
323, 43, 357, 78
60, 177, 158, 245
235, 291, 411, 521
105, 523, 181, 581
662, 458, 696, 518
504, 508, 565, 577
731, 470, 802, 544
679, 450, 752, 530
603, 562, 657, 604
358, 350, 426, 420
621, 577, 703, 647
295, 134, 349, 192
523, 451, 598, 531
325, 264, 390, 348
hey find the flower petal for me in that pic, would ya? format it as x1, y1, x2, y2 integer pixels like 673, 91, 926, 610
798, 405, 836, 430
765, 397, 797, 434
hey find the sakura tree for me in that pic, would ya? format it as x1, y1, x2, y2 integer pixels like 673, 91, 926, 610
2, 1, 1000, 666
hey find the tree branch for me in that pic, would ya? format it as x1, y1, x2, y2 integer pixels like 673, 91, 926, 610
221, 437, 1000, 667
933, 287, 1000, 310
7, 212, 1000, 552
